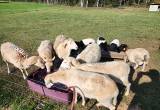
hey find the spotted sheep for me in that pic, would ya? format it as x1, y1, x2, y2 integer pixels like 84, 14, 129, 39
1, 42, 45, 79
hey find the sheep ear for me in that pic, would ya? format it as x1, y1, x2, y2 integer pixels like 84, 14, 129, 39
38, 57, 44, 63
52, 56, 55, 61
70, 61, 75, 67
71, 60, 80, 67
64, 43, 67, 48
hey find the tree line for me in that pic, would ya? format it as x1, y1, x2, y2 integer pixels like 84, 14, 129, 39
13, 0, 155, 7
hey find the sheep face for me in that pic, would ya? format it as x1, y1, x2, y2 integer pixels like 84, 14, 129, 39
60, 57, 80, 70
35, 58, 45, 69
110, 39, 120, 47
119, 44, 128, 52
45, 61, 53, 73
96, 37, 106, 45
66, 39, 78, 50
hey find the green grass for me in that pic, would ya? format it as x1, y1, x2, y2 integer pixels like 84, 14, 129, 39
0, 2, 160, 110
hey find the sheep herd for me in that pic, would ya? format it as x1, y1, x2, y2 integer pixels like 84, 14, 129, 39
0, 34, 150, 110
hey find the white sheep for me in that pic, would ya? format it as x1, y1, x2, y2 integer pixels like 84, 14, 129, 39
37, 40, 55, 73
125, 48, 150, 71
53, 34, 67, 50
44, 68, 119, 110
53, 34, 78, 59
1, 42, 45, 79
60, 57, 131, 96
76, 43, 101, 63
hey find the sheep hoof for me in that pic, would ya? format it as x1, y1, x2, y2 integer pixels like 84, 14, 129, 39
110, 106, 116, 110
124, 92, 129, 96
82, 102, 85, 106
23, 76, 27, 80
8, 71, 11, 75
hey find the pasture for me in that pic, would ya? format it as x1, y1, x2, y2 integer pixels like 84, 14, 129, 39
0, 2, 160, 110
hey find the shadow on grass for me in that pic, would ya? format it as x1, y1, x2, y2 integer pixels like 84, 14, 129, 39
128, 69, 160, 110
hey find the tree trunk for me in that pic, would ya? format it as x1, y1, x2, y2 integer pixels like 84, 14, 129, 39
119, 0, 122, 6
86, 0, 88, 7
138, 0, 141, 5
96, 0, 99, 7
46, 0, 49, 4
133, 0, 136, 4
81, 0, 84, 7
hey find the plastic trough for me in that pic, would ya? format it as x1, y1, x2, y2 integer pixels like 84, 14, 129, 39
27, 68, 73, 104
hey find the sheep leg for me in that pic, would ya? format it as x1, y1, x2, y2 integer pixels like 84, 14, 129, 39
124, 82, 131, 96
75, 88, 85, 106
134, 63, 138, 70
24, 69, 29, 76
113, 95, 117, 106
124, 56, 128, 62
20, 69, 26, 79
142, 62, 146, 72
96, 103, 102, 110
98, 99, 115, 110
5, 61, 10, 74
108, 104, 115, 110
74, 90, 78, 104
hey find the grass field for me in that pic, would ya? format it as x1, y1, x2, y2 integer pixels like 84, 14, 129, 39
0, 2, 160, 110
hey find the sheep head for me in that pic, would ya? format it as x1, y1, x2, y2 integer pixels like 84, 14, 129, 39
110, 39, 120, 47
56, 38, 78, 59
23, 56, 45, 69
59, 57, 80, 70
96, 37, 106, 45
64, 38, 78, 50
45, 56, 55, 73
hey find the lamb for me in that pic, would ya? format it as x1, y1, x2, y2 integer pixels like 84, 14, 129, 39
96, 36, 110, 61
108, 39, 128, 53
1, 42, 45, 79
70, 38, 95, 58
44, 68, 119, 110
76, 43, 101, 63
37, 40, 55, 73
125, 48, 150, 71
96, 36, 108, 52
109, 39, 120, 52
60, 57, 131, 96
53, 34, 78, 59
